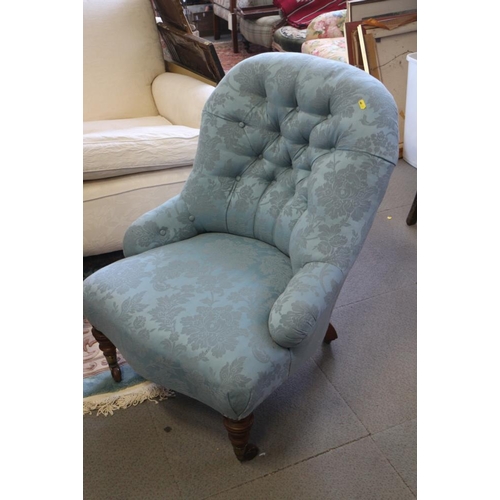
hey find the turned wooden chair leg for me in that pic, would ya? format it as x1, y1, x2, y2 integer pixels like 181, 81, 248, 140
323, 323, 338, 344
223, 413, 259, 461
91, 327, 122, 382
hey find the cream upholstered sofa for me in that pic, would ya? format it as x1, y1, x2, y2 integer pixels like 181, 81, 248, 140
83, 0, 215, 257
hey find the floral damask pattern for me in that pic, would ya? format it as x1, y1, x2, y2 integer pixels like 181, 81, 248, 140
181, 305, 245, 358
301, 38, 348, 63
83, 53, 399, 420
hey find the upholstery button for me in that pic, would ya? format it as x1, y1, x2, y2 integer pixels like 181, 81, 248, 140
296, 106, 300, 112
235, 176, 241, 181
188, 215, 195, 222
159, 229, 166, 236
238, 122, 245, 128
258, 154, 263, 160
328, 114, 332, 118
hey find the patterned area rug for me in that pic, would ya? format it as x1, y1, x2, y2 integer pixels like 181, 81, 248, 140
83, 318, 174, 416
213, 40, 270, 73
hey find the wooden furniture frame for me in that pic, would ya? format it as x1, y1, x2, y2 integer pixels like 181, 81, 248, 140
212, 0, 278, 53
213, 0, 239, 52
236, 5, 280, 19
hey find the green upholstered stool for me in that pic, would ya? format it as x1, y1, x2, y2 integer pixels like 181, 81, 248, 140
272, 25, 307, 52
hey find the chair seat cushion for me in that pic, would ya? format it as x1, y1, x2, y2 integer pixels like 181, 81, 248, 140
83, 116, 200, 181
239, 15, 282, 49
83, 232, 293, 419
305, 9, 346, 40
301, 37, 347, 63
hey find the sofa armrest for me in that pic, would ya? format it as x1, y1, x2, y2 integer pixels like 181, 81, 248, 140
152, 72, 215, 129
268, 262, 344, 348
305, 9, 346, 41
123, 195, 199, 257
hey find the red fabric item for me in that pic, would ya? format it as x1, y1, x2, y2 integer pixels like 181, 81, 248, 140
274, 0, 346, 29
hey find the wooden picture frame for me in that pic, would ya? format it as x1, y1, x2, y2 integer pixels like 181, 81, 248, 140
356, 24, 381, 81
157, 23, 225, 84
345, 20, 363, 67
154, 0, 193, 34
359, 18, 417, 147
345, 11, 416, 68
347, 0, 417, 22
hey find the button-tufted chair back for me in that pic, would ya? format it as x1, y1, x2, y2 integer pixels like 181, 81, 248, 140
181, 53, 399, 275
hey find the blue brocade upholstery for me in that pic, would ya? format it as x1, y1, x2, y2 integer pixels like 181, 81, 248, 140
83, 53, 399, 420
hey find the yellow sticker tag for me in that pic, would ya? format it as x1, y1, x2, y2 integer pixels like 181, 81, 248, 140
358, 99, 366, 109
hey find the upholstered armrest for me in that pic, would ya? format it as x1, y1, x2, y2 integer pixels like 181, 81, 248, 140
305, 9, 346, 41
123, 195, 198, 257
268, 262, 344, 348
152, 73, 215, 129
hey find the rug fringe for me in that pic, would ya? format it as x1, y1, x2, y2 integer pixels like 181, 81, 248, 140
83, 381, 175, 416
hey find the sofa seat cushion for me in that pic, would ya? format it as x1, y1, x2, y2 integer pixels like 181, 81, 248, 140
83, 166, 192, 256
301, 37, 347, 63
83, 116, 200, 181
83, 232, 293, 419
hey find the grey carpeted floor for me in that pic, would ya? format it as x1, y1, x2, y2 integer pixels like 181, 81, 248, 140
83, 159, 417, 499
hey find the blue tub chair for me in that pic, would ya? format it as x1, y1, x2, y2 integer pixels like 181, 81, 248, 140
83, 52, 399, 461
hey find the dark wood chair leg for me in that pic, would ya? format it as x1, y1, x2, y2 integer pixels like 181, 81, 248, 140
230, 12, 239, 53
406, 193, 417, 226
323, 323, 338, 344
213, 12, 221, 40
223, 413, 259, 461
91, 327, 122, 382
